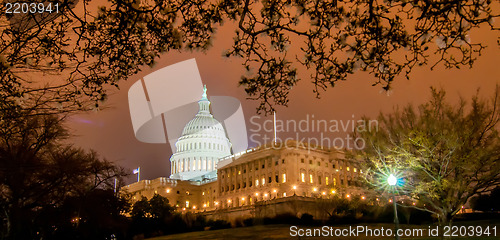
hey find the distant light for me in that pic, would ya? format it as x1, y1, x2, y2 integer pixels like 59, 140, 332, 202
361, 196, 366, 200
292, 185, 297, 190
203, 204, 207, 208
412, 202, 416, 206
166, 189, 171, 193
241, 197, 245, 201
331, 190, 336, 194
387, 174, 397, 186
273, 189, 277, 193
215, 201, 219, 206
313, 187, 318, 192
192, 206, 196, 209
346, 194, 350, 198
322, 192, 326, 195
182, 208, 186, 211
227, 199, 231, 203
255, 193, 259, 196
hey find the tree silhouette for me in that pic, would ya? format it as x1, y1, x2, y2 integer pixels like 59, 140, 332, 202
357, 87, 500, 226
1, 0, 499, 115
0, 114, 127, 239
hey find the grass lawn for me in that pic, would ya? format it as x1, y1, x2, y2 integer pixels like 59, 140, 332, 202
148, 221, 500, 240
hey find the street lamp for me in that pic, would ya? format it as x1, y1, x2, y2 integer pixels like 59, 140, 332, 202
387, 174, 400, 240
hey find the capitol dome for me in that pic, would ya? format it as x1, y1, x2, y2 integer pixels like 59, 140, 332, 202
169, 86, 232, 181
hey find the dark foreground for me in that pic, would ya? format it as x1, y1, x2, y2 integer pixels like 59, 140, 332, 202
148, 221, 500, 240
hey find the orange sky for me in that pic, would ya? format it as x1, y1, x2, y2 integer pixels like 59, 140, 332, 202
66, 7, 500, 184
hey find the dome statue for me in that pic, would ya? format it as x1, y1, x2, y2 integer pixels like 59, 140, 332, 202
169, 86, 232, 181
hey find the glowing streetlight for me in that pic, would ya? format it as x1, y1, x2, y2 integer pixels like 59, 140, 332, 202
387, 174, 400, 240
387, 174, 397, 186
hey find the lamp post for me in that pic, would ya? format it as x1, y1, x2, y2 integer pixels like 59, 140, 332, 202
387, 174, 400, 240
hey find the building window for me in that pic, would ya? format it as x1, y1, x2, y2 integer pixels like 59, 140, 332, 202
301, 158, 305, 163
275, 175, 279, 183
256, 179, 259, 186
317, 162, 320, 166
282, 173, 287, 183
262, 177, 265, 185
332, 164, 336, 169
334, 178, 337, 186
354, 168, 357, 173
318, 176, 322, 185
309, 174, 313, 183
347, 167, 350, 172
301, 173, 305, 182
275, 161, 278, 166
309, 160, 312, 164
326, 177, 329, 185
282, 159, 285, 164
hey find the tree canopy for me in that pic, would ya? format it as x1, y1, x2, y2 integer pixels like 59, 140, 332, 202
1, 0, 499, 115
357, 87, 500, 225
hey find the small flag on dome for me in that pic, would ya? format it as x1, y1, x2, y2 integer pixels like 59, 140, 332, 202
133, 167, 140, 174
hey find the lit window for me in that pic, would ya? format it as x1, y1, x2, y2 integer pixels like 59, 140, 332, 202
255, 179, 259, 186
326, 177, 329, 185
186, 201, 190, 208
261, 177, 265, 185
283, 192, 287, 197
301, 173, 305, 182
238, 170, 241, 175
334, 178, 337, 186
354, 168, 357, 173
347, 167, 350, 172
309, 174, 313, 183
282, 173, 287, 183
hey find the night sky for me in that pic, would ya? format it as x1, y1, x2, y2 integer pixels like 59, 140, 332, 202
66, 19, 500, 185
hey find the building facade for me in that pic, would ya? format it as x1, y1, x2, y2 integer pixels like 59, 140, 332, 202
122, 87, 364, 219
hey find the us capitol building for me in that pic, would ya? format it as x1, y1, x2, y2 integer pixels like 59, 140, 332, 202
122, 87, 364, 220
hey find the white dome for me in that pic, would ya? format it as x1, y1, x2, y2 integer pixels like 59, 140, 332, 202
169, 86, 232, 181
